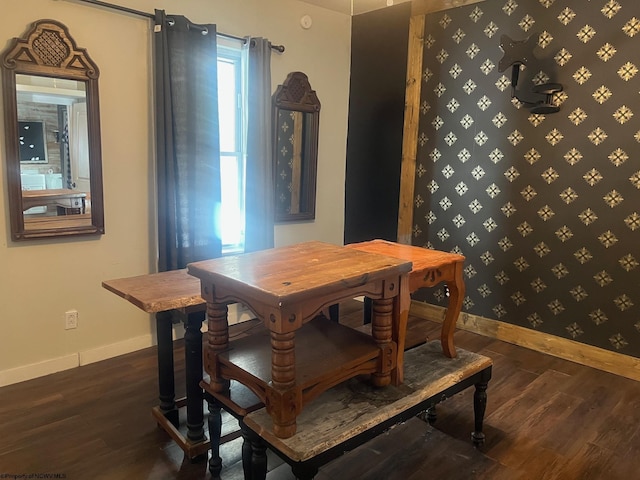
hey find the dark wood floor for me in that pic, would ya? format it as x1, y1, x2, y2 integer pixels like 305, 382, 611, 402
1, 301, 639, 479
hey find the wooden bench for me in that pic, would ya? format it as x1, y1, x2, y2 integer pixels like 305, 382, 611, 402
218, 341, 492, 479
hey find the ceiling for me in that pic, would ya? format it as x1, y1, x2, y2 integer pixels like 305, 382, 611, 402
297, 0, 412, 15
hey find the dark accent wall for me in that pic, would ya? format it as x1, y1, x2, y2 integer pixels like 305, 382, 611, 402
413, 0, 640, 357
344, 2, 411, 244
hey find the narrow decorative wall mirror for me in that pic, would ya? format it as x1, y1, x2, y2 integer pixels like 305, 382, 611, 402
273, 71, 320, 222
2, 19, 104, 240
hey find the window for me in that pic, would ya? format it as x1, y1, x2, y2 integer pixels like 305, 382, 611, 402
217, 39, 246, 254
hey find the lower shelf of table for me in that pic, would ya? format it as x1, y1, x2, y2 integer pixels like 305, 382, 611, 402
209, 316, 388, 408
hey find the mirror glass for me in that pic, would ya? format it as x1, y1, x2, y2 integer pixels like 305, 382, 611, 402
274, 109, 315, 218
2, 19, 104, 240
17, 74, 92, 230
273, 72, 320, 222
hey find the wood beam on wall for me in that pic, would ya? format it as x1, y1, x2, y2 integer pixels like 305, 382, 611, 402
398, 3, 486, 244
411, 300, 640, 382
397, 14, 425, 244
411, 0, 485, 16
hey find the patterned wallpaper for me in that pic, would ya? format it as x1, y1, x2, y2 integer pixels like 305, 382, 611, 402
275, 110, 311, 217
412, 0, 640, 357
275, 109, 296, 217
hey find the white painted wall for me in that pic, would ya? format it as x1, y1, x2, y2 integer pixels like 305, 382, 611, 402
0, 0, 351, 385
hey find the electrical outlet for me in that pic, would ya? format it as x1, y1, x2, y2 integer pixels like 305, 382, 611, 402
65, 310, 78, 330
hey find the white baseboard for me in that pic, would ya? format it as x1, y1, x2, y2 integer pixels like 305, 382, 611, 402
1, 332, 163, 387
79, 334, 155, 366
2, 306, 310, 388
0, 353, 79, 388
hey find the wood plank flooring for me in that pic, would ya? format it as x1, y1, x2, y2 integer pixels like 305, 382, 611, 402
1, 301, 639, 479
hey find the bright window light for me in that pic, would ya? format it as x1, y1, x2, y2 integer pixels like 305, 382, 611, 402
217, 40, 246, 254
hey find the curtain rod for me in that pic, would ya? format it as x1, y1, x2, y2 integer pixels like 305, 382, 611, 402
71, 0, 285, 52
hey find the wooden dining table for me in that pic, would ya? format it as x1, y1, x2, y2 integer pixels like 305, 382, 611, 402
102, 269, 209, 459
188, 241, 412, 439
347, 239, 465, 360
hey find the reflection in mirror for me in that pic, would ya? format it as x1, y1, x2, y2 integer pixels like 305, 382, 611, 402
2, 19, 104, 240
17, 74, 91, 229
273, 72, 320, 222
275, 110, 314, 216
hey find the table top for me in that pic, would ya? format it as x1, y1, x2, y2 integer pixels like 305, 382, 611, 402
347, 239, 465, 271
102, 269, 204, 313
187, 241, 412, 306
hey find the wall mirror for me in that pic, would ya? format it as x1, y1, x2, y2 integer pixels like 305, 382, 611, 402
2, 19, 104, 240
273, 71, 320, 222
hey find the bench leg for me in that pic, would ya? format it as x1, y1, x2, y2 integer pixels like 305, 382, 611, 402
471, 369, 491, 447
241, 422, 254, 480
328, 303, 340, 322
242, 421, 267, 480
206, 398, 223, 476
291, 463, 319, 480
426, 405, 437, 425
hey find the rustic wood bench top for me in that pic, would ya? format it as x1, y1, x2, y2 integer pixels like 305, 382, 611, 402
244, 340, 492, 463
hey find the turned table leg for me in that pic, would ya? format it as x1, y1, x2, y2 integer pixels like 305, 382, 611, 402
184, 310, 206, 444
268, 330, 298, 438
206, 302, 231, 392
370, 298, 396, 387
155, 311, 178, 426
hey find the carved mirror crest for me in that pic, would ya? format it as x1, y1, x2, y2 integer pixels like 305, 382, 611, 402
2, 19, 104, 240
273, 71, 320, 222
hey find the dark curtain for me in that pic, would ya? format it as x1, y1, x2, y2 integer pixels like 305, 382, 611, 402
244, 38, 274, 253
154, 10, 222, 271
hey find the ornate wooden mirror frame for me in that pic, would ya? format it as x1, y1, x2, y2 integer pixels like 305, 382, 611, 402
2, 19, 104, 240
273, 71, 320, 222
